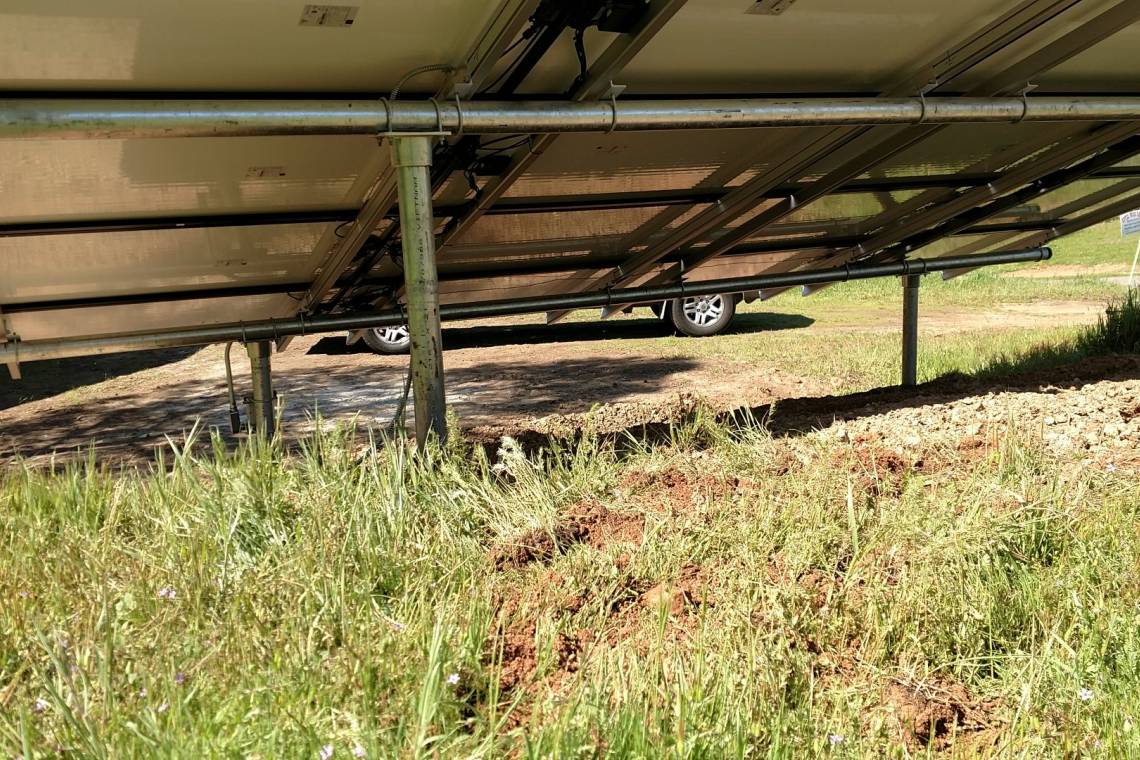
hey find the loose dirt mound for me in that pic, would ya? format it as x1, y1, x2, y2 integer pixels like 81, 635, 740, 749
828, 442, 932, 498
490, 499, 644, 570
636, 564, 711, 618
605, 565, 713, 648
618, 467, 735, 513
882, 677, 995, 751
494, 623, 585, 694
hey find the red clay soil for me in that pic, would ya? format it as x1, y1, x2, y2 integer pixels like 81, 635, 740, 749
882, 677, 996, 751
617, 467, 735, 514
489, 499, 645, 570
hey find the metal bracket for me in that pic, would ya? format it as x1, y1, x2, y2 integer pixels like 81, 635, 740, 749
601, 81, 626, 133
0, 307, 20, 380
600, 80, 627, 100
449, 79, 477, 100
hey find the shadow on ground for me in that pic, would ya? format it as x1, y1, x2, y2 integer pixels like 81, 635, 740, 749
308, 312, 814, 355
0, 355, 702, 463
0, 347, 201, 411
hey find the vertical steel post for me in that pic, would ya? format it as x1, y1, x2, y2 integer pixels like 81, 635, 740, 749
391, 136, 448, 446
901, 274, 920, 387
246, 340, 276, 436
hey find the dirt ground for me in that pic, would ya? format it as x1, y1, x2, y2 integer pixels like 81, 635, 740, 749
0, 300, 1123, 466
0, 316, 817, 465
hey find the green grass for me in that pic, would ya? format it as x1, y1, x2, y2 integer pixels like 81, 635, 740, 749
791, 265, 1117, 309
4, 413, 1140, 757
1044, 220, 1140, 270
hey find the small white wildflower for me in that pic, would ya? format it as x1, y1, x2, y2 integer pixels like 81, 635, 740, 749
319, 744, 334, 760
1079, 687, 1095, 702
158, 587, 176, 601
352, 744, 366, 759
138, 687, 147, 698
32, 698, 49, 714
157, 702, 169, 713
1106, 463, 1117, 472
827, 734, 844, 746
446, 672, 460, 686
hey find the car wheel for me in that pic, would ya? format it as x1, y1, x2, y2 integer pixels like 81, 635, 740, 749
361, 325, 412, 354
668, 293, 735, 337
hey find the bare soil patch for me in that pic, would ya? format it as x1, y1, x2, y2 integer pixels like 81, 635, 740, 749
0, 327, 821, 465
881, 677, 996, 751
1006, 264, 1125, 279
916, 300, 1104, 335
603, 564, 714, 649
617, 467, 734, 514
490, 499, 644, 570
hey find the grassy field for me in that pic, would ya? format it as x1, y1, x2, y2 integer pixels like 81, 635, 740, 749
3, 407, 1140, 757
3, 228, 1140, 757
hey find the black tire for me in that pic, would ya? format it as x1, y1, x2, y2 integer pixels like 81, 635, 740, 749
668, 293, 735, 337
361, 325, 412, 354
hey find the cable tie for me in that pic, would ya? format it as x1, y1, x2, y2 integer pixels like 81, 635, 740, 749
378, 97, 392, 137
453, 93, 465, 136
429, 97, 443, 133
1017, 83, 1037, 123
608, 84, 619, 133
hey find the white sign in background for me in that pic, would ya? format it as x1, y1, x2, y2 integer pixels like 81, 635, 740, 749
1121, 210, 1140, 286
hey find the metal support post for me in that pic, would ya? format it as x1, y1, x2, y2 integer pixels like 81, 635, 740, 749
245, 340, 275, 436
391, 136, 448, 447
901, 274, 920, 387
0, 307, 19, 380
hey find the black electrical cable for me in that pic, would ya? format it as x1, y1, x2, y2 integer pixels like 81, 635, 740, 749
478, 134, 531, 149
476, 137, 530, 158
570, 28, 588, 93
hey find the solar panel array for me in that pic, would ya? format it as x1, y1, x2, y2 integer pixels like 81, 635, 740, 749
3, 0, 1140, 356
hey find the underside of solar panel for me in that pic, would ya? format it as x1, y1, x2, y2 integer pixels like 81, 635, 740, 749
3, 0, 1140, 367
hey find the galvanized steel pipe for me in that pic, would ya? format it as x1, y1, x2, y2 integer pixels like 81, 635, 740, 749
391, 135, 448, 446
0, 247, 1050, 364
901, 274, 920, 387
245, 340, 276, 436
3, 97, 1140, 139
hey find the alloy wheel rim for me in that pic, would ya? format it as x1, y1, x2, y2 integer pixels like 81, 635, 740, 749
682, 295, 724, 327
372, 325, 410, 345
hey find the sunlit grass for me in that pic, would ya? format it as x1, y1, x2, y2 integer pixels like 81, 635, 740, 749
3, 411, 1140, 757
